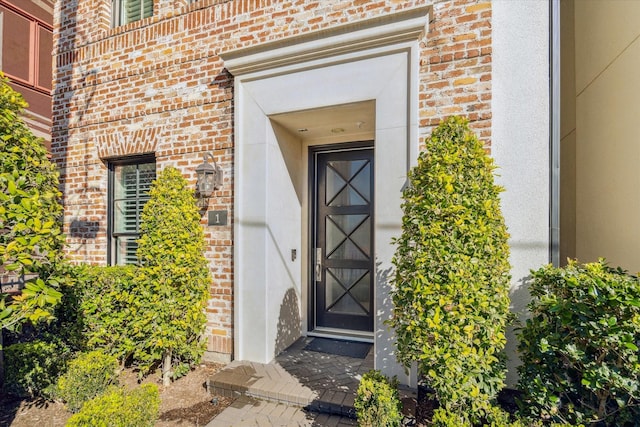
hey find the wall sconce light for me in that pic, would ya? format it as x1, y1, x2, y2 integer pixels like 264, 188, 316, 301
195, 152, 223, 198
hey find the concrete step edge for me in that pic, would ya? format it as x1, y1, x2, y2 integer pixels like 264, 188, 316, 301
208, 378, 357, 417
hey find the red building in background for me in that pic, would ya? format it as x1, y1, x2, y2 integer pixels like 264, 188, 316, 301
0, 0, 53, 150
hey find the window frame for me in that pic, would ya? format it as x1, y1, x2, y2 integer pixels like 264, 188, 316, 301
107, 155, 156, 266
0, 0, 53, 94
111, 0, 153, 28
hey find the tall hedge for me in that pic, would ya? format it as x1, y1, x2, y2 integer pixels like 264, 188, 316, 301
0, 72, 65, 330
136, 167, 210, 385
389, 117, 512, 421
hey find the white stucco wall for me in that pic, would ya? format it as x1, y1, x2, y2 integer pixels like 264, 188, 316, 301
226, 3, 553, 388
223, 9, 431, 387
233, 50, 416, 378
492, 0, 551, 386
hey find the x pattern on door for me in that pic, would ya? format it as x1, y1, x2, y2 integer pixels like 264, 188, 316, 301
325, 160, 372, 315
314, 148, 374, 332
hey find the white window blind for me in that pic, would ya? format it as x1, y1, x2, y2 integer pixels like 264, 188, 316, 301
111, 160, 155, 265
112, 0, 153, 27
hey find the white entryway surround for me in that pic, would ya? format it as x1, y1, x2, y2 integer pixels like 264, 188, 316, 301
221, 6, 431, 385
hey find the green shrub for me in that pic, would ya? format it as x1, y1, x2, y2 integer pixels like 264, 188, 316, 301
136, 166, 210, 384
65, 383, 160, 427
3, 339, 71, 397
432, 408, 472, 427
432, 406, 534, 427
388, 116, 512, 422
66, 190, 210, 382
70, 264, 140, 363
355, 370, 403, 427
3, 264, 88, 353
0, 72, 65, 330
55, 350, 119, 413
517, 260, 640, 426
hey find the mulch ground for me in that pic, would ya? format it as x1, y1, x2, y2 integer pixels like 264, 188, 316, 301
0, 362, 232, 427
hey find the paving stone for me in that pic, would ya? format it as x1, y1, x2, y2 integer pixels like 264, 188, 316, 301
207, 337, 377, 425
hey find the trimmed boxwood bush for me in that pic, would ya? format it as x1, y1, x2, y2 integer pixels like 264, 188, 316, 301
517, 260, 640, 426
3, 339, 71, 397
389, 116, 512, 422
355, 370, 403, 427
55, 350, 119, 413
65, 383, 160, 427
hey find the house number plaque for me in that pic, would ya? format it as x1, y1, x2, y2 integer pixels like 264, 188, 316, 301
208, 210, 228, 226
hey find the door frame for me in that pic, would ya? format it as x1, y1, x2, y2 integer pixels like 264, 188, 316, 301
223, 12, 423, 379
308, 141, 375, 340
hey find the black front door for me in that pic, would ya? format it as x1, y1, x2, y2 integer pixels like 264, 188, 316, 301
311, 145, 374, 333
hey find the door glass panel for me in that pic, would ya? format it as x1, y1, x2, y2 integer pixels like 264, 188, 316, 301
326, 160, 370, 207
326, 215, 370, 260
329, 214, 367, 235
326, 268, 368, 315
330, 294, 365, 315
326, 270, 347, 308
351, 273, 371, 314
325, 167, 347, 205
329, 186, 366, 207
349, 217, 370, 257
329, 160, 366, 180
327, 237, 368, 260
350, 162, 371, 202
326, 218, 345, 256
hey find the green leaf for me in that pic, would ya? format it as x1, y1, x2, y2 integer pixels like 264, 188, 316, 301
0, 74, 65, 331
388, 117, 511, 418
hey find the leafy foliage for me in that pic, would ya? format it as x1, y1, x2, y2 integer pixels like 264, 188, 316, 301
54, 350, 119, 413
71, 264, 140, 363
432, 405, 536, 427
3, 339, 72, 397
56, 168, 209, 383
355, 370, 403, 427
136, 166, 210, 383
65, 383, 160, 427
388, 116, 512, 421
0, 72, 65, 330
517, 260, 640, 426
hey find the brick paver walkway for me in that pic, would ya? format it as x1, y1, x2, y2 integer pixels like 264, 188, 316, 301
206, 395, 357, 426
205, 337, 377, 426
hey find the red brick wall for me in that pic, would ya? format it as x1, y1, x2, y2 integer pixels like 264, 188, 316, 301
52, 0, 492, 359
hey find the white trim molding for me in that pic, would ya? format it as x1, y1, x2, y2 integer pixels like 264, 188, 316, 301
222, 7, 430, 387
220, 6, 431, 76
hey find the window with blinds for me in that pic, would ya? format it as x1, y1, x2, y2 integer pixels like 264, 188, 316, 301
109, 159, 156, 265
112, 0, 153, 27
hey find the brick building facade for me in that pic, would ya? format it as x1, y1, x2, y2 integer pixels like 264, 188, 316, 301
53, 0, 550, 384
